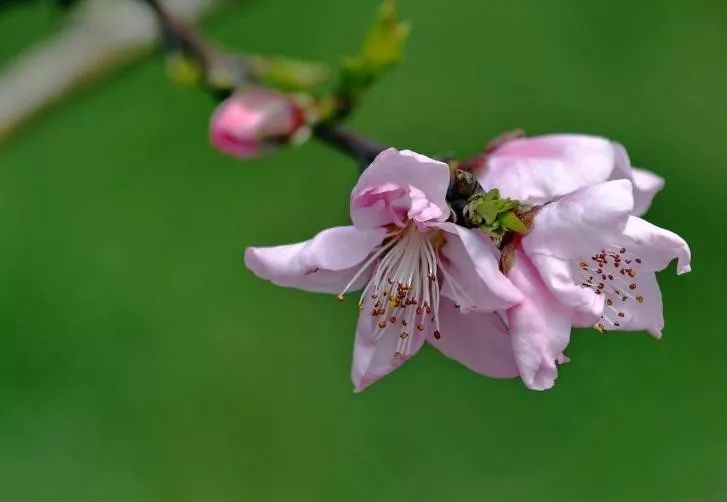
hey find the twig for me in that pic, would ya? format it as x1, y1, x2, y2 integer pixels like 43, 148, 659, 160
0, 0, 217, 143
313, 124, 387, 171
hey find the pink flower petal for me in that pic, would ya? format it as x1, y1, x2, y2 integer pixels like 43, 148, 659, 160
527, 253, 604, 318
351, 149, 450, 229
407, 185, 445, 224
611, 142, 664, 216
209, 88, 302, 159
427, 299, 519, 379
507, 250, 573, 391
604, 272, 665, 338
477, 134, 615, 205
351, 311, 427, 392
435, 222, 523, 311
621, 216, 691, 275
244, 226, 387, 293
630, 168, 665, 216
522, 180, 634, 259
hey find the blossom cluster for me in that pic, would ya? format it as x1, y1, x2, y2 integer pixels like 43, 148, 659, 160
243, 134, 690, 392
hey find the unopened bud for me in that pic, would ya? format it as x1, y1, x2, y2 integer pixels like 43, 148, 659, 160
209, 88, 307, 159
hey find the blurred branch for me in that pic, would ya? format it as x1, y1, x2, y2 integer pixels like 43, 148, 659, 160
0, 0, 218, 143
313, 124, 387, 168
0, 0, 79, 7
144, 0, 210, 67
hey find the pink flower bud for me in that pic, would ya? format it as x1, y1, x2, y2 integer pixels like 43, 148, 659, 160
209, 88, 305, 159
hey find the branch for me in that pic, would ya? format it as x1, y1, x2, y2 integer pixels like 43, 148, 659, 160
313, 124, 387, 171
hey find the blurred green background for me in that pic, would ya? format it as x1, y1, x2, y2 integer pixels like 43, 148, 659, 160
1, 0, 725, 500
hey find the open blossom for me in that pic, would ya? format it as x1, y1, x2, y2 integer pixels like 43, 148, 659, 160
244, 149, 522, 391
504, 179, 690, 390
209, 88, 306, 159
476, 134, 664, 215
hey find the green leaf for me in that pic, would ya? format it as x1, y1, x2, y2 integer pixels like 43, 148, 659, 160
483, 189, 500, 202
359, 0, 411, 70
474, 199, 498, 225
495, 198, 519, 212
500, 211, 528, 233
336, 0, 410, 106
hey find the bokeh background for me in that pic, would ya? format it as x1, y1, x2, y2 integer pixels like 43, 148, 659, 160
1, 0, 725, 500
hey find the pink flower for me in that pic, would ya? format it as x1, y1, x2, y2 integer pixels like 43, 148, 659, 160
209, 88, 306, 159
245, 149, 523, 391
476, 134, 665, 215
504, 179, 690, 390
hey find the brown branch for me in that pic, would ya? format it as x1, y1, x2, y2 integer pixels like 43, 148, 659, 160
313, 124, 387, 170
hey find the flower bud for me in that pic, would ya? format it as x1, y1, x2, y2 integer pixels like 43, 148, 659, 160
209, 88, 306, 159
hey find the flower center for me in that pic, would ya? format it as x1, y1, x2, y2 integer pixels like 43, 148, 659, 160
338, 224, 443, 357
573, 247, 645, 333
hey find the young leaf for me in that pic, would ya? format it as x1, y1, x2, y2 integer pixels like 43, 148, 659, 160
475, 199, 498, 225
336, 0, 411, 110
500, 211, 528, 233
360, 0, 411, 71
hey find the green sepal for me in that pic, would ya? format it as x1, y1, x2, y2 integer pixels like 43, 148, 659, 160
475, 199, 498, 225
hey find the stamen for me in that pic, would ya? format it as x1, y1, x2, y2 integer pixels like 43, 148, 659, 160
340, 223, 446, 358
572, 246, 646, 333
337, 236, 399, 300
